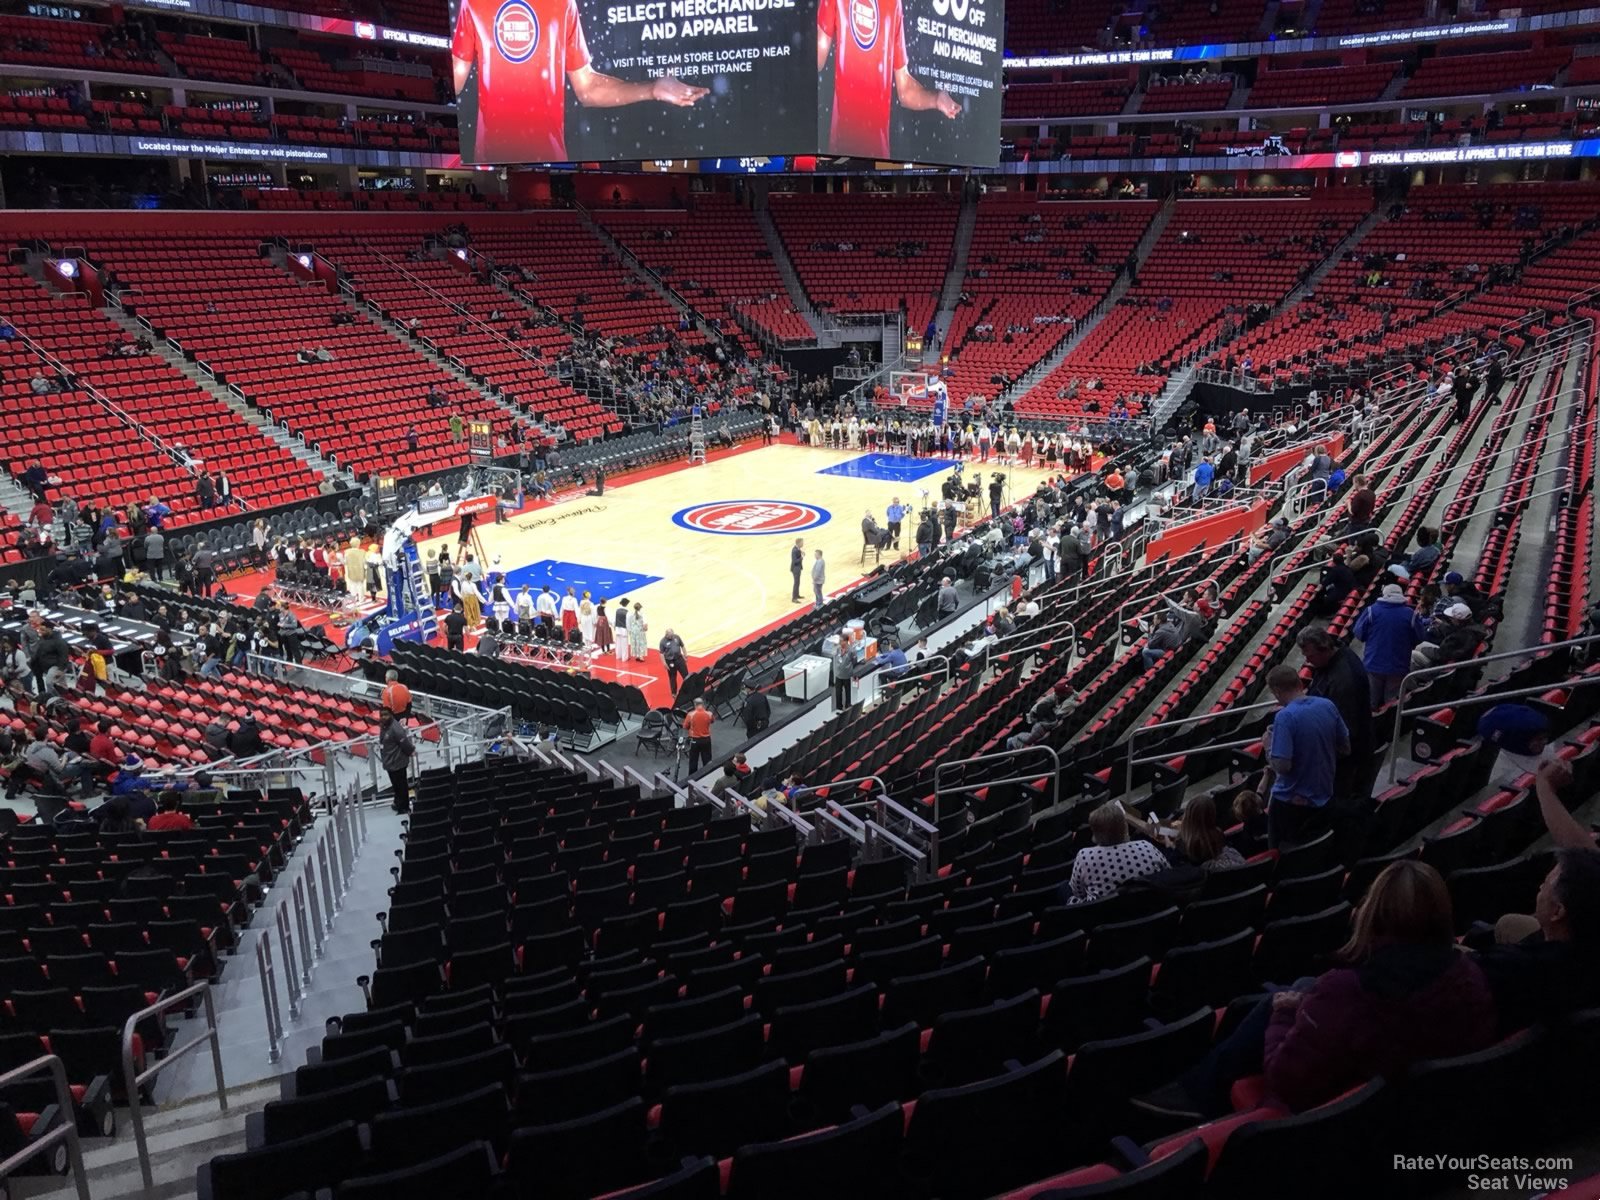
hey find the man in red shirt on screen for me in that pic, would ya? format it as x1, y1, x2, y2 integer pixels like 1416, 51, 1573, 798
818, 0, 960, 159
452, 0, 707, 163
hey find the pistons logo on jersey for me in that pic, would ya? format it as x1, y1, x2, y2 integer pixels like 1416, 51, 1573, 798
850, 0, 879, 50
493, 0, 540, 63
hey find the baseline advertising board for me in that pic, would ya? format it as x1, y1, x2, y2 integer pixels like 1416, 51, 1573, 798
450, 0, 1002, 166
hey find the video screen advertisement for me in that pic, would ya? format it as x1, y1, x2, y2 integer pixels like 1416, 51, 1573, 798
817, 0, 1002, 165
451, 0, 814, 164
450, 0, 1002, 166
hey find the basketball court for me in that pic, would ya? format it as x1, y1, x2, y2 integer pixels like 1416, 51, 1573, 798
415, 438, 1062, 661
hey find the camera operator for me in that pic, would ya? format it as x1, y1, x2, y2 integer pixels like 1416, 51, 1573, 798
988, 473, 1006, 520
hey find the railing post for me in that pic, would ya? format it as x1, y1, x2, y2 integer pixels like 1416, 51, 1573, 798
302, 861, 325, 952
276, 905, 302, 1017
293, 875, 317, 974
318, 833, 339, 923
121, 982, 226, 1200
0, 1057, 90, 1200
257, 934, 283, 1063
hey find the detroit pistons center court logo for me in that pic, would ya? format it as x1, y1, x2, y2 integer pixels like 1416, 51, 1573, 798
494, 0, 539, 63
673, 500, 831, 536
850, 0, 879, 50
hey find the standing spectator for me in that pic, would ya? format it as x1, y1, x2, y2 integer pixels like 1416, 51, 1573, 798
1352, 583, 1426, 706
380, 712, 415, 813
811, 550, 827, 610
659, 628, 688, 694
740, 683, 771, 738
1263, 663, 1350, 848
443, 602, 467, 652
790, 538, 805, 603
380, 669, 412, 717
192, 540, 215, 598
143, 526, 165, 582
937, 575, 959, 617
627, 603, 648, 663
1192, 455, 1214, 500
1345, 474, 1375, 532
1298, 626, 1375, 849
682, 698, 714, 774
831, 640, 854, 710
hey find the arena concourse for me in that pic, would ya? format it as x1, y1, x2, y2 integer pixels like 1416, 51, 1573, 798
4, 0, 1600, 1196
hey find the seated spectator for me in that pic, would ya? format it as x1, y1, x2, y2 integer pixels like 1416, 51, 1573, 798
1138, 860, 1496, 1119
1173, 794, 1247, 870
1227, 788, 1268, 856
1477, 703, 1554, 787
1246, 516, 1290, 563
1141, 611, 1183, 670
1474, 761, 1600, 1031
1312, 552, 1357, 617
1411, 602, 1485, 671
146, 791, 196, 833
1064, 800, 1170, 903
1403, 526, 1442, 574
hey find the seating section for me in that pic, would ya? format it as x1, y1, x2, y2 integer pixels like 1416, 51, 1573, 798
1399, 46, 1571, 98
767, 194, 960, 335
0, 785, 310, 1140
938, 197, 1157, 408
1314, 0, 1429, 34
1137, 75, 1234, 113
597, 194, 814, 346
311, 229, 619, 440
67, 228, 511, 481
1246, 62, 1398, 107
1004, 0, 1128, 54
157, 31, 270, 86
0, 265, 323, 517
0, 12, 162, 76
1002, 77, 1134, 119
1209, 183, 1600, 384
63, 670, 408, 766
1019, 193, 1373, 419
270, 44, 445, 104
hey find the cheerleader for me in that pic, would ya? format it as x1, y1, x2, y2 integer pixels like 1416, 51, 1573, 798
578, 591, 596, 644
560, 587, 579, 639
594, 598, 614, 655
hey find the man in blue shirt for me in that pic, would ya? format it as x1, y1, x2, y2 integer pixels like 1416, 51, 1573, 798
1192, 456, 1214, 501
1264, 663, 1350, 849
886, 498, 908, 550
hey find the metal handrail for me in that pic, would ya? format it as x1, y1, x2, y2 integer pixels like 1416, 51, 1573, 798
933, 744, 1063, 869
881, 654, 954, 692
788, 773, 889, 810
1384, 674, 1600, 785
122, 982, 228, 1200
0, 1056, 89, 1200
1122, 698, 1281, 800
1381, 633, 1600, 783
